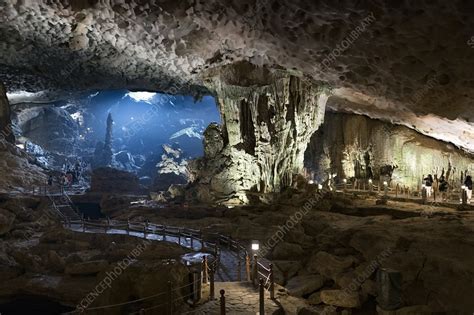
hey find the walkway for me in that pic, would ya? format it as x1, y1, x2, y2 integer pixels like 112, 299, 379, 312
183, 282, 281, 315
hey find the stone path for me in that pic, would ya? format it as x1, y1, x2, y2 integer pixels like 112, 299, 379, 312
184, 282, 281, 314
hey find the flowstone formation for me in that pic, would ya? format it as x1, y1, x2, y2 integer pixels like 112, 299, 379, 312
189, 67, 329, 203
93, 113, 114, 168
305, 112, 474, 188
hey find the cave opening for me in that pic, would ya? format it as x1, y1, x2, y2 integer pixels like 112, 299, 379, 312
11, 90, 220, 190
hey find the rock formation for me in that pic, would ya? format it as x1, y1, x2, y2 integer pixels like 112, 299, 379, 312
1, 0, 474, 152
90, 167, 142, 194
93, 113, 114, 168
153, 144, 189, 191
189, 67, 329, 203
0, 82, 14, 143
305, 112, 474, 189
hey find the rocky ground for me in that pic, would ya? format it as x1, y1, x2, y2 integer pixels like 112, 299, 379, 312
107, 190, 474, 314
0, 139, 47, 194
0, 195, 193, 314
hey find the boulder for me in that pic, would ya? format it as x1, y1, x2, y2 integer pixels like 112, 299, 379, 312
286, 275, 325, 297
65, 260, 109, 276
0, 208, 15, 235
307, 291, 322, 305
320, 289, 361, 308
273, 260, 301, 285
307, 251, 357, 278
90, 167, 143, 194
272, 242, 305, 260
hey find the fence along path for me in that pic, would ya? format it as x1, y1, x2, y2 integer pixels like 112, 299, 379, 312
34, 187, 280, 314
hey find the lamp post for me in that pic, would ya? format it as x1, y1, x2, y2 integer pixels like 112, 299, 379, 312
383, 181, 388, 198
368, 179, 373, 192
251, 241, 259, 287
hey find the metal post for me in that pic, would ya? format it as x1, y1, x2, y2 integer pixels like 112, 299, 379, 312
462, 189, 468, 205
81, 216, 85, 232
220, 289, 226, 315
421, 187, 427, 204
126, 219, 130, 235
178, 229, 181, 245
252, 254, 258, 287
245, 254, 251, 282
190, 235, 194, 250
163, 226, 166, 241
167, 281, 172, 315
395, 184, 399, 198
203, 256, 208, 284
143, 222, 147, 239
237, 256, 242, 282
269, 263, 275, 300
210, 268, 215, 300
259, 278, 265, 315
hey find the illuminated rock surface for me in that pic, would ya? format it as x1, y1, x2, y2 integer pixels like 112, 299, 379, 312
1, 0, 473, 151
305, 112, 474, 188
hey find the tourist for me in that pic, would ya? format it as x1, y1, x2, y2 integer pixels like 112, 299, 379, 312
439, 176, 448, 201
423, 174, 433, 197
464, 175, 472, 203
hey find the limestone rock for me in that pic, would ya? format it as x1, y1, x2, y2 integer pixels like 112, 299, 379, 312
65, 260, 109, 275
320, 289, 361, 308
0, 208, 15, 235
272, 242, 305, 260
307, 291, 322, 305
90, 167, 143, 194
286, 275, 325, 297
306, 251, 357, 278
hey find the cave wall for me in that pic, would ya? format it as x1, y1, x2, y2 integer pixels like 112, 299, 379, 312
189, 73, 329, 204
0, 82, 14, 143
305, 112, 474, 189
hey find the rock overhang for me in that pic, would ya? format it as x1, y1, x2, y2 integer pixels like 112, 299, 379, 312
1, 0, 473, 150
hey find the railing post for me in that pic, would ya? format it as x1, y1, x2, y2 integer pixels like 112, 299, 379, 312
167, 281, 172, 315
178, 229, 181, 245
245, 254, 251, 282
81, 214, 85, 232
203, 256, 208, 284
143, 221, 147, 239
252, 254, 258, 287
269, 263, 275, 300
395, 183, 399, 198
126, 219, 130, 235
237, 253, 242, 282
190, 234, 194, 250
106, 217, 110, 232
210, 267, 215, 300
163, 225, 166, 241
259, 278, 265, 315
139, 308, 145, 315
220, 289, 226, 315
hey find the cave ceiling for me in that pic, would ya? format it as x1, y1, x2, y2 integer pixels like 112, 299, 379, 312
1, 0, 474, 151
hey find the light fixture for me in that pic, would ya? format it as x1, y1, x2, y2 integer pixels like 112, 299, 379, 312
368, 179, 373, 184
343, 179, 347, 183
461, 185, 466, 190
318, 184, 323, 190
383, 181, 388, 186
308, 180, 314, 184
422, 184, 426, 188
251, 240, 259, 251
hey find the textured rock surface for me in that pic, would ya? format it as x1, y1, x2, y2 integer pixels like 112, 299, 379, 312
90, 167, 142, 194
1, 0, 474, 151
305, 112, 474, 189
0, 82, 14, 143
21, 106, 79, 154
189, 72, 328, 203
0, 139, 47, 193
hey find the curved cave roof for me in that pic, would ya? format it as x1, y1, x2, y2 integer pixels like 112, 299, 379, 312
0, 0, 473, 150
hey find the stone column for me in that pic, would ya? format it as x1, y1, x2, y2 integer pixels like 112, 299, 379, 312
190, 65, 329, 203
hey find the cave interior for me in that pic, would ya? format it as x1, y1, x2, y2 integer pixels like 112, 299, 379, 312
0, 1, 473, 314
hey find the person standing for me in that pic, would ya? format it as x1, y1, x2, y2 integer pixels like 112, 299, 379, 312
423, 174, 434, 197
464, 175, 472, 203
